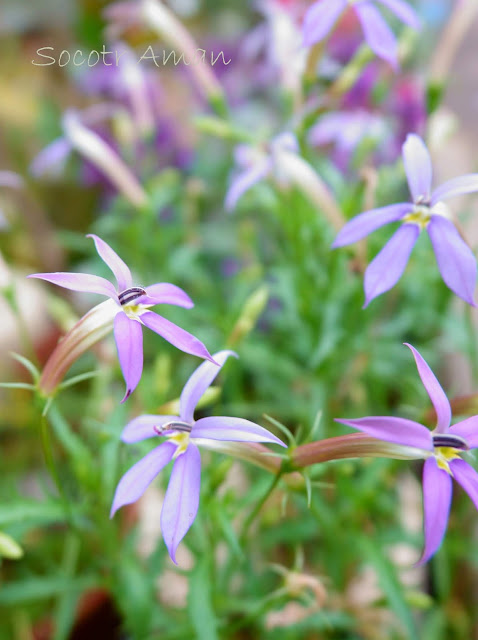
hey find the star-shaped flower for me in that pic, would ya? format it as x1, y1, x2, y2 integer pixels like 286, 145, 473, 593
110, 350, 286, 562
28, 234, 215, 401
333, 134, 478, 306
303, 0, 420, 68
336, 343, 478, 564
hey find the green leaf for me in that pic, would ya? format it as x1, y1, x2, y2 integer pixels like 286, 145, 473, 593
361, 539, 418, 640
188, 557, 219, 640
0, 531, 23, 559
0, 382, 35, 390
0, 575, 96, 606
0, 501, 68, 528
9, 352, 40, 381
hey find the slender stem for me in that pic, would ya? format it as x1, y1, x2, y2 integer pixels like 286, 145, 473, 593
240, 471, 283, 544
291, 433, 425, 468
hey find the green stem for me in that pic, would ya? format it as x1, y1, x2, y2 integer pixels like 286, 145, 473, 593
240, 471, 283, 544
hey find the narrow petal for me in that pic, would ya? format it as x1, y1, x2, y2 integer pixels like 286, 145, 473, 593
431, 174, 478, 205
450, 459, 478, 512
404, 343, 451, 434
375, 0, 421, 29
331, 203, 411, 248
27, 272, 117, 299
225, 162, 271, 212
161, 443, 201, 564
30, 137, 72, 178
418, 457, 452, 565
110, 441, 176, 517
179, 350, 236, 423
114, 312, 143, 402
140, 311, 216, 363
449, 417, 478, 450
402, 134, 433, 203
302, 0, 347, 47
121, 414, 179, 443
86, 234, 132, 291
363, 223, 419, 306
427, 215, 477, 306
192, 416, 286, 447
142, 283, 194, 309
355, 1, 399, 69
335, 416, 433, 450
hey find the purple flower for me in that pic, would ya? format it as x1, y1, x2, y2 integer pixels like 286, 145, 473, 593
110, 350, 286, 562
303, 0, 421, 69
28, 234, 215, 401
333, 134, 478, 306
336, 343, 478, 564
225, 132, 299, 211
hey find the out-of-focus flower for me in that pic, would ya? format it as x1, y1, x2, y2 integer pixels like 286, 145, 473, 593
111, 350, 286, 562
333, 134, 478, 306
62, 110, 148, 208
105, 0, 225, 107
303, 0, 420, 69
248, 0, 307, 97
336, 343, 478, 564
226, 132, 344, 230
28, 234, 215, 401
0, 170, 23, 228
309, 110, 389, 170
31, 106, 148, 208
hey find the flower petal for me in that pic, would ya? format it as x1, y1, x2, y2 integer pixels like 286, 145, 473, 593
86, 234, 132, 291
354, 1, 399, 69
140, 311, 216, 363
402, 134, 433, 203
418, 457, 452, 565
375, 0, 421, 29
192, 416, 286, 447
302, 0, 347, 47
114, 312, 143, 402
331, 203, 411, 248
225, 161, 271, 212
431, 174, 478, 205
121, 414, 179, 443
27, 272, 117, 299
30, 137, 72, 178
404, 343, 451, 434
161, 443, 201, 564
335, 416, 433, 450
179, 350, 235, 423
363, 223, 419, 306
427, 215, 477, 306
450, 458, 478, 512
142, 283, 194, 308
449, 417, 478, 450
110, 441, 176, 517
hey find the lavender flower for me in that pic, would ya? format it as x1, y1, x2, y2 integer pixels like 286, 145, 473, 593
303, 0, 420, 69
225, 132, 300, 212
333, 134, 478, 306
28, 235, 215, 401
111, 350, 286, 562
336, 343, 478, 564
226, 132, 344, 230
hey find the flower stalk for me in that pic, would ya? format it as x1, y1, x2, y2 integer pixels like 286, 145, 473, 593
38, 299, 118, 397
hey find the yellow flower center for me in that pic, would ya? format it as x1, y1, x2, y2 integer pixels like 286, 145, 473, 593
170, 431, 190, 457
123, 303, 153, 320
403, 205, 431, 229
434, 447, 462, 474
